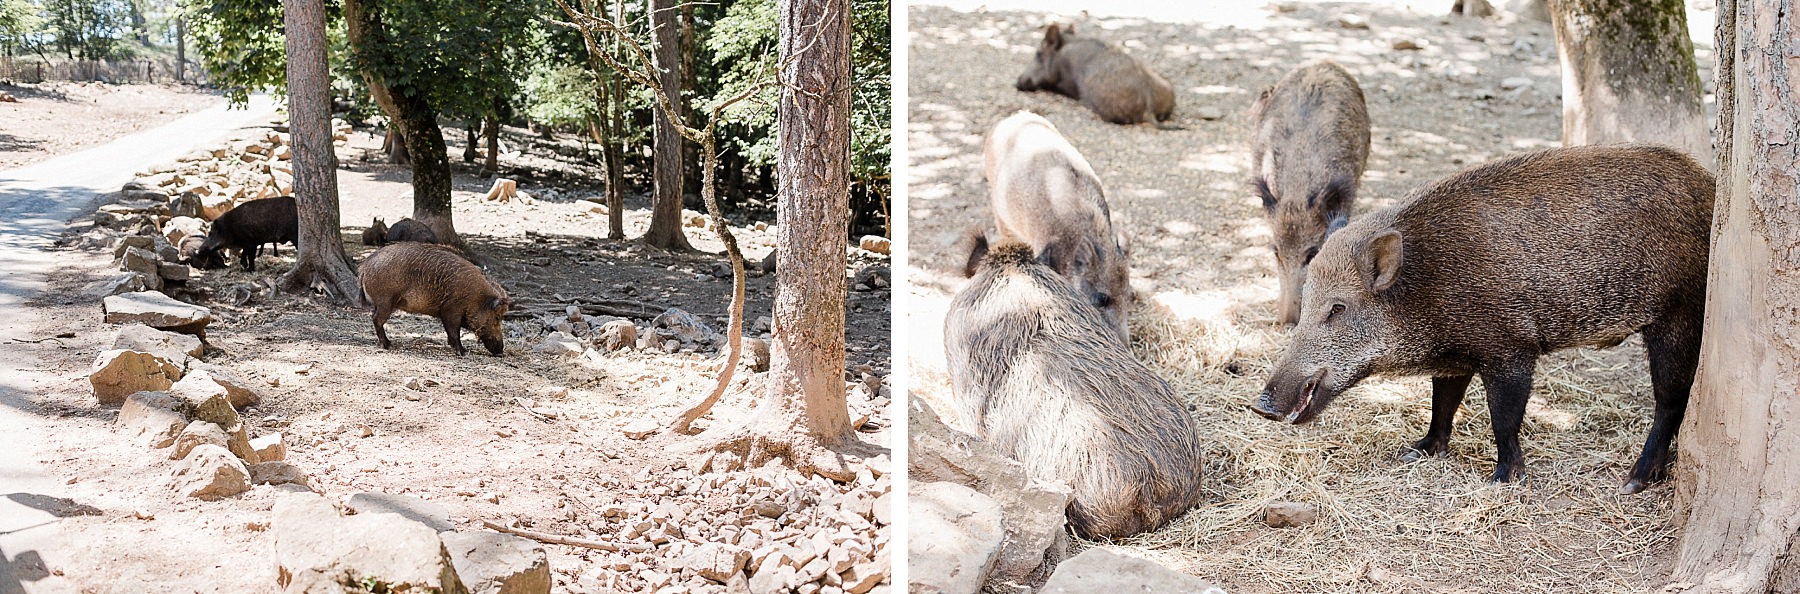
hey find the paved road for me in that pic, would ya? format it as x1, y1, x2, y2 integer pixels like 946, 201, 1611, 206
0, 95, 278, 593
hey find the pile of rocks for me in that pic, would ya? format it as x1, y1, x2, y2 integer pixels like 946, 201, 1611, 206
907, 399, 1219, 593
134, 121, 348, 211
534, 306, 759, 362
539, 454, 892, 594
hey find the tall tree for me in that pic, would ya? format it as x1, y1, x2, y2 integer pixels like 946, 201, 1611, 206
642, 0, 693, 251
1548, 0, 1711, 168
278, 0, 361, 302
1671, 0, 1800, 591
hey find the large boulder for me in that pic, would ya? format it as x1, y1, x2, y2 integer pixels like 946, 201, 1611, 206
89, 349, 183, 405
169, 444, 250, 500
103, 291, 212, 337
1038, 549, 1225, 594
112, 323, 204, 366
440, 531, 551, 594
908, 481, 1005, 594
910, 398, 1072, 586
274, 492, 466, 593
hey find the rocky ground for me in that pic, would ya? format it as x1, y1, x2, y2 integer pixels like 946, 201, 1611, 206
906, 1, 1711, 593
0, 80, 224, 169
10, 118, 892, 592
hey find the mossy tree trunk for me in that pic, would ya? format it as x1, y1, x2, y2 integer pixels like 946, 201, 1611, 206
1548, 0, 1711, 169
1671, 0, 1800, 591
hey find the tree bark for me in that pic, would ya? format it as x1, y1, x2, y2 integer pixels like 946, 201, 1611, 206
1670, 1, 1800, 592
343, 0, 465, 251
642, 0, 692, 251
382, 123, 411, 165
1548, 0, 1712, 169
483, 103, 500, 176
278, 0, 361, 303
605, 0, 628, 240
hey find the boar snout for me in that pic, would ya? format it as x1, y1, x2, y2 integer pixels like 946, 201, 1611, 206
1016, 74, 1037, 91
481, 335, 505, 356
1256, 367, 1332, 424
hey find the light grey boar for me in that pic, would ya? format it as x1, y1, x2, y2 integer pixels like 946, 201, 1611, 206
1014, 24, 1176, 126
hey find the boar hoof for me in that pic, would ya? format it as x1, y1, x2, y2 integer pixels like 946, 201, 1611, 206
1488, 465, 1524, 485
1618, 478, 1649, 495
1397, 447, 1436, 463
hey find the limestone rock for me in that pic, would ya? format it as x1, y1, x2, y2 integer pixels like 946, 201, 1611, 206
651, 308, 720, 346
622, 419, 658, 440
112, 323, 204, 364
533, 332, 584, 358
249, 461, 311, 488
597, 320, 637, 351
117, 391, 186, 448
909, 481, 1004, 594
274, 492, 465, 593
90, 349, 183, 405
684, 542, 750, 583
251, 433, 287, 462
176, 365, 262, 408
743, 338, 771, 372
1038, 549, 1225, 594
170, 444, 250, 500
171, 420, 229, 460
120, 247, 164, 290
441, 531, 551, 594
162, 216, 207, 246
858, 235, 890, 255
83, 272, 147, 297
1264, 501, 1318, 528
102, 291, 213, 337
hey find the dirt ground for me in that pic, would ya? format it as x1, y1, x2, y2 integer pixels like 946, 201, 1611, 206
9, 125, 892, 592
0, 81, 224, 169
906, 2, 1711, 592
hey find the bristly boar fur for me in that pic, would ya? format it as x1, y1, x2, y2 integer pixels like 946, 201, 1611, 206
977, 111, 1132, 343
1252, 144, 1713, 494
1015, 24, 1176, 126
359, 242, 511, 356
189, 196, 298, 272
385, 218, 439, 244
1249, 59, 1371, 325
947, 242, 1205, 538
362, 217, 389, 246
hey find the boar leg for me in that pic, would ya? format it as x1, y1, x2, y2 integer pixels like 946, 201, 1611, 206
1480, 365, 1535, 484
372, 305, 394, 349
1623, 322, 1702, 494
1402, 374, 1472, 462
442, 315, 468, 356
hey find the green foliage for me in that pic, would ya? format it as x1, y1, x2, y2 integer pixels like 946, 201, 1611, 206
521, 61, 595, 128
349, 0, 538, 121
183, 0, 287, 103
0, 0, 46, 56
36, 0, 134, 59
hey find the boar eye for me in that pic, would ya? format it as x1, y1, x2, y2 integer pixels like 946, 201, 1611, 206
1325, 302, 1346, 322
1303, 247, 1319, 265
1091, 293, 1113, 308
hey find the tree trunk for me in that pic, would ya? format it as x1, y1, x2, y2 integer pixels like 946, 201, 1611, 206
463, 123, 479, 163
175, 16, 185, 82
483, 103, 500, 176
277, 0, 361, 303
343, 0, 464, 251
680, 2, 701, 197
1670, 1, 1800, 591
642, 0, 692, 251
1548, 0, 1711, 169
382, 123, 411, 165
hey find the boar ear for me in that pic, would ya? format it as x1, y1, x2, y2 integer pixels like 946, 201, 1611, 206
1253, 177, 1276, 211
1364, 230, 1404, 292
962, 232, 990, 278
1043, 25, 1064, 49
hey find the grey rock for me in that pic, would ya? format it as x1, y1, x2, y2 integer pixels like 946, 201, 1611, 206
909, 481, 1005, 594
273, 492, 465, 592
347, 492, 457, 533
1039, 549, 1225, 594
102, 291, 213, 337
169, 444, 250, 500
441, 531, 551, 594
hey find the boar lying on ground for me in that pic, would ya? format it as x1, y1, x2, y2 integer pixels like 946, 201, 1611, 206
361, 217, 388, 246
947, 242, 1205, 538
1014, 24, 1176, 126
974, 111, 1132, 343
188, 196, 298, 272
1249, 60, 1371, 325
359, 242, 510, 356
1251, 144, 1714, 494
385, 218, 439, 244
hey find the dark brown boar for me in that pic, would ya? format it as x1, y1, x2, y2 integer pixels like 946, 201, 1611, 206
946, 242, 1204, 538
362, 217, 388, 246
981, 111, 1132, 343
190, 196, 298, 272
385, 218, 439, 244
1249, 59, 1371, 326
1250, 144, 1713, 494
1015, 25, 1176, 126
358, 242, 511, 356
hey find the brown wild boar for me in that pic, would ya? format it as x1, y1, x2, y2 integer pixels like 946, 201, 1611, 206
361, 217, 388, 246
946, 242, 1205, 538
385, 218, 439, 244
359, 242, 511, 356
1015, 24, 1176, 126
977, 111, 1132, 343
1249, 60, 1371, 325
1251, 144, 1713, 494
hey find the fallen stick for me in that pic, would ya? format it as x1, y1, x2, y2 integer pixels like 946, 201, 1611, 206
480, 520, 652, 552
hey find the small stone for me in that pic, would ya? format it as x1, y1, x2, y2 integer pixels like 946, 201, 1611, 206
1196, 106, 1225, 121
534, 332, 585, 358
623, 419, 658, 440
1335, 13, 1369, 29
403, 376, 426, 391
1264, 501, 1319, 528
170, 420, 230, 460
1392, 38, 1423, 50
117, 391, 186, 448
743, 338, 771, 372
174, 365, 263, 408
249, 461, 310, 487
685, 542, 751, 583
169, 444, 250, 500
112, 323, 203, 364
250, 433, 287, 462
598, 320, 637, 351
90, 349, 183, 405
857, 236, 890, 255
1500, 76, 1533, 90
441, 531, 552, 594
1039, 549, 1225, 593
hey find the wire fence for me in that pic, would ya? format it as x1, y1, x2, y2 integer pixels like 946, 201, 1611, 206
0, 56, 202, 84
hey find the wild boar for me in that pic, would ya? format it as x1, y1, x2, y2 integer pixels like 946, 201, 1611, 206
1249, 60, 1371, 325
979, 111, 1132, 343
362, 217, 388, 246
947, 242, 1205, 538
1250, 144, 1713, 494
385, 218, 439, 244
189, 196, 298, 272
358, 242, 511, 356
1014, 24, 1176, 126
179, 234, 225, 270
